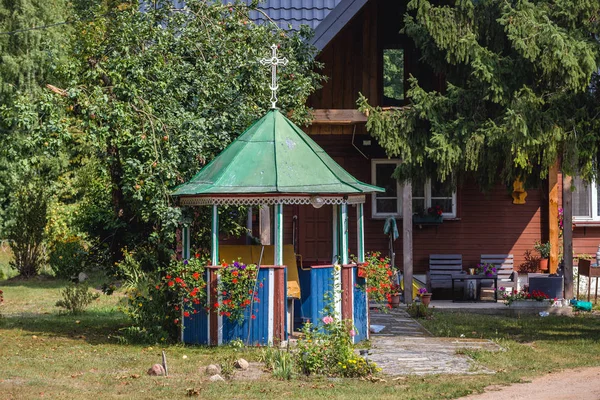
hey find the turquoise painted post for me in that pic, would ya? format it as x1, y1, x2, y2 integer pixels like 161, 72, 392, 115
211, 205, 219, 266
274, 204, 283, 266
332, 205, 339, 264
211, 204, 220, 345
357, 203, 365, 263
340, 203, 349, 265
182, 224, 190, 260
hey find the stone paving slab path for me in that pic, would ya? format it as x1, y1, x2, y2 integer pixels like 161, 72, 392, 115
367, 308, 501, 376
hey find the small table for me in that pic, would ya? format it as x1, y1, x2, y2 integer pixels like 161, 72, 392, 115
451, 274, 498, 302
577, 260, 600, 303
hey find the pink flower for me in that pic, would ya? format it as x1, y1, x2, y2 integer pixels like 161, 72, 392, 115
322, 316, 334, 324
349, 329, 356, 337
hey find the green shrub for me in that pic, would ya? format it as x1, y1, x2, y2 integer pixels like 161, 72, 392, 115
48, 237, 88, 279
55, 283, 100, 314
406, 302, 434, 319
296, 317, 378, 377
6, 180, 49, 278
121, 256, 208, 343
260, 347, 295, 380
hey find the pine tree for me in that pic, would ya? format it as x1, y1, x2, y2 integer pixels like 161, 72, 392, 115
0, 0, 72, 103
358, 0, 600, 188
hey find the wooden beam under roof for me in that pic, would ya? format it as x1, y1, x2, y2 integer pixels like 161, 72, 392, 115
311, 109, 368, 125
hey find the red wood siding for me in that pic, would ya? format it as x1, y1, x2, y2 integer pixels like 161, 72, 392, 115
286, 136, 546, 273
556, 173, 600, 257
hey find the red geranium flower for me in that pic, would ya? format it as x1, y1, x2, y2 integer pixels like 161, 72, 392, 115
192, 272, 200, 280
183, 311, 190, 317
167, 281, 174, 287
251, 315, 256, 320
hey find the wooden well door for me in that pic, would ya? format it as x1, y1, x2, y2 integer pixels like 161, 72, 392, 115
298, 205, 333, 266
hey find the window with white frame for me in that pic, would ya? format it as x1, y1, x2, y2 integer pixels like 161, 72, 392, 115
572, 176, 600, 220
371, 160, 456, 219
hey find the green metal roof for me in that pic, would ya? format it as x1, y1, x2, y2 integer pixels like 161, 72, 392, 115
172, 109, 384, 196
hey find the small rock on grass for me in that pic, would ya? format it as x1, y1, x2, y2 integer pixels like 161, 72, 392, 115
78, 272, 88, 283
147, 364, 166, 376
234, 358, 249, 370
209, 374, 225, 382
205, 364, 221, 376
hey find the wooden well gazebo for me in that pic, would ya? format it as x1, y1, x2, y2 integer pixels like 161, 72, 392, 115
172, 45, 383, 345
173, 109, 383, 345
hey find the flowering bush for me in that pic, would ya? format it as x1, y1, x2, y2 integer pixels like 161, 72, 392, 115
296, 316, 378, 377
48, 235, 89, 279
427, 205, 443, 216
215, 261, 260, 324
475, 262, 497, 276
501, 288, 551, 305
159, 257, 207, 319
122, 255, 208, 343
357, 252, 394, 306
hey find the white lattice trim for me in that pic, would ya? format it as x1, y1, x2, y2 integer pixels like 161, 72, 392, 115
179, 195, 366, 206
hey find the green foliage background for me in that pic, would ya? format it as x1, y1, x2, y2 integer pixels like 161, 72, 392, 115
0, 0, 323, 274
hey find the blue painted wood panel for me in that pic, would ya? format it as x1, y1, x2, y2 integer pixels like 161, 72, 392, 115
183, 270, 210, 344
222, 268, 270, 345
353, 269, 368, 343
297, 267, 312, 325
310, 267, 335, 326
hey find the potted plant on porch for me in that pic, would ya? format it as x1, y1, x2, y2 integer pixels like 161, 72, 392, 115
417, 287, 432, 306
389, 283, 401, 308
534, 241, 551, 272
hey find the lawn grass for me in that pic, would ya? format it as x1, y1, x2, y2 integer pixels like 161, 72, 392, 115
2, 278, 600, 399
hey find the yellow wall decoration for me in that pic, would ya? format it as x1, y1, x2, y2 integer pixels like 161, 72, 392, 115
512, 178, 527, 204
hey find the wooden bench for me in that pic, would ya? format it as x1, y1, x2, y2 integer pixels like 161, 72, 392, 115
428, 254, 463, 291
480, 254, 517, 291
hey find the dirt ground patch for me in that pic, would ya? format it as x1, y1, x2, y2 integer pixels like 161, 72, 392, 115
460, 367, 600, 400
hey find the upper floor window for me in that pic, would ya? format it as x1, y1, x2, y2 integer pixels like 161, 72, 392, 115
371, 160, 456, 219
382, 48, 404, 107
573, 176, 600, 221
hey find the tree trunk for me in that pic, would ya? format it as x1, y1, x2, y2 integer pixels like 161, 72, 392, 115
403, 182, 413, 304
563, 174, 574, 299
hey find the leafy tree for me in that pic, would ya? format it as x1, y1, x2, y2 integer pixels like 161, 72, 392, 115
0, 0, 74, 276
31, 0, 323, 269
358, 0, 600, 189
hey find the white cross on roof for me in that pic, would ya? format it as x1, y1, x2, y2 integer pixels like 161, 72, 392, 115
260, 44, 289, 109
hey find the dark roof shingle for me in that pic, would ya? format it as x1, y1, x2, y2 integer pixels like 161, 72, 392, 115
234, 0, 342, 31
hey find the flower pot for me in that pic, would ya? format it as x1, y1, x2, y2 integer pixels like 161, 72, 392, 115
389, 294, 401, 308
539, 258, 549, 272
420, 293, 432, 306
508, 300, 551, 309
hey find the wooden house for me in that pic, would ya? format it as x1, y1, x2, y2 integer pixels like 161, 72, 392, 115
245, 0, 600, 287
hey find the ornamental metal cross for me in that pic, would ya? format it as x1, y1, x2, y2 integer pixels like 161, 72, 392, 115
260, 44, 289, 109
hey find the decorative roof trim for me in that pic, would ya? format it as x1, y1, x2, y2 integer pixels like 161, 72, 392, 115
179, 195, 366, 206
311, 0, 369, 51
